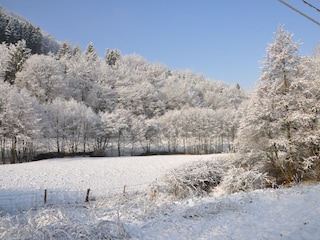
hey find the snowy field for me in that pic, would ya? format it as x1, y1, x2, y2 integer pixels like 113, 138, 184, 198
0, 154, 320, 239
0, 154, 218, 198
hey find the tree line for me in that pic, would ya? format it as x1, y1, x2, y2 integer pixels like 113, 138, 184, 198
0, 40, 247, 164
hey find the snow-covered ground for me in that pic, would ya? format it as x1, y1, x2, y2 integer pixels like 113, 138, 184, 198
0, 154, 320, 239
0, 154, 217, 196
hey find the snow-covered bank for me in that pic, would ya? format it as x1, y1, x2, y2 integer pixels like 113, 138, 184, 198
128, 185, 320, 239
0, 154, 319, 239
1, 184, 319, 239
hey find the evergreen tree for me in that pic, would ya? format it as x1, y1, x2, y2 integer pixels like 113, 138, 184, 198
0, 8, 9, 43
56, 42, 72, 60
105, 48, 121, 67
4, 40, 31, 84
0, 42, 10, 81
85, 42, 97, 62
72, 45, 82, 58
238, 26, 319, 184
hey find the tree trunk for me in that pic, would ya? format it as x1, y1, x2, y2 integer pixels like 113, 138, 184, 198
10, 137, 17, 164
117, 131, 121, 157
1, 138, 5, 164
283, 70, 295, 181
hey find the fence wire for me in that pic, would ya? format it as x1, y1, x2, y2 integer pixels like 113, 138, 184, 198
0, 192, 41, 214
0, 181, 153, 215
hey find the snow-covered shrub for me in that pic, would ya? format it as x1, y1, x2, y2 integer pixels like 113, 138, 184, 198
153, 160, 228, 198
150, 155, 271, 198
219, 166, 268, 194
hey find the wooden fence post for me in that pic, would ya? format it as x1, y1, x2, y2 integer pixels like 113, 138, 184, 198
44, 189, 47, 204
85, 188, 90, 202
123, 185, 126, 194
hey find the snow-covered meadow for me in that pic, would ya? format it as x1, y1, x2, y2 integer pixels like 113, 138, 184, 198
0, 154, 218, 200
0, 154, 320, 239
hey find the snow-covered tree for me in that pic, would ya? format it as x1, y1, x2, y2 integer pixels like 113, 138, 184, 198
238, 26, 319, 184
0, 42, 10, 81
56, 42, 72, 60
0, 82, 43, 163
105, 48, 121, 67
4, 40, 31, 84
117, 81, 166, 118
156, 107, 221, 154
15, 54, 65, 103
45, 98, 99, 153
85, 42, 98, 62
62, 44, 102, 104
100, 109, 133, 156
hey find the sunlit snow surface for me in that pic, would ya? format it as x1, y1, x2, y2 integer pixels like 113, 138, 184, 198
0, 155, 217, 195
0, 154, 319, 239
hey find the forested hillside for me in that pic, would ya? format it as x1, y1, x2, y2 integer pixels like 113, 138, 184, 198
0, 7, 251, 163
0, 7, 60, 54
0, 38, 248, 163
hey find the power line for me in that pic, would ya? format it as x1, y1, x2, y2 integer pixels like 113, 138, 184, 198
302, 0, 320, 12
278, 0, 320, 26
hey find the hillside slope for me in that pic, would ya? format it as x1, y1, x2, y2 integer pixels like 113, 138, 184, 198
0, 6, 60, 54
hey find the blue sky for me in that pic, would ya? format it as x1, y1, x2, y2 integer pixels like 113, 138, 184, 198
0, 0, 319, 89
